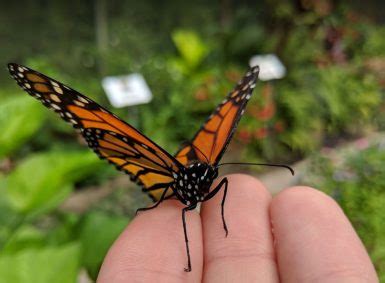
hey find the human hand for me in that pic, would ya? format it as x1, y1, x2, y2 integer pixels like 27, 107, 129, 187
97, 174, 378, 282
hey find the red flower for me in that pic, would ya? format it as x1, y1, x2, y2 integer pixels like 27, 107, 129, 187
238, 129, 252, 143
274, 121, 285, 133
194, 87, 209, 101
256, 102, 276, 121
254, 127, 268, 139
225, 70, 242, 83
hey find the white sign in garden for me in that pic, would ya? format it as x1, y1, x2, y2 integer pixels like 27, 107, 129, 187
249, 54, 286, 81
102, 73, 152, 108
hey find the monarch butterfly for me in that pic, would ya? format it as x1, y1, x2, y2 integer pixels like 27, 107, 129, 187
8, 63, 293, 272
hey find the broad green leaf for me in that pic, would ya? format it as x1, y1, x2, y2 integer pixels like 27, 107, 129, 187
0, 96, 46, 158
80, 212, 128, 279
0, 190, 20, 249
0, 243, 80, 283
4, 151, 101, 214
171, 30, 208, 69
2, 225, 45, 253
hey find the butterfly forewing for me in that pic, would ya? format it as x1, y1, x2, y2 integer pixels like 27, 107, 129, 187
175, 66, 259, 166
8, 63, 181, 200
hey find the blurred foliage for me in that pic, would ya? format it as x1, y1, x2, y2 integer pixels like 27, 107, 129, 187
0, 96, 46, 158
4, 151, 102, 215
170, 29, 209, 72
0, 0, 384, 280
303, 137, 385, 280
79, 212, 128, 279
0, 243, 80, 283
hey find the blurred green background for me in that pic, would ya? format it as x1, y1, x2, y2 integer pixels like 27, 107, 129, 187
1, 0, 385, 281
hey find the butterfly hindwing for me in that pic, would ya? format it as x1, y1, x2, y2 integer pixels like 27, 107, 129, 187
8, 63, 181, 200
175, 66, 259, 166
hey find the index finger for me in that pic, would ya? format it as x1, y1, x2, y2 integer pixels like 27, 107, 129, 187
97, 200, 203, 283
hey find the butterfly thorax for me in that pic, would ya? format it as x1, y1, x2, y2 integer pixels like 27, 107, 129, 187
172, 162, 218, 206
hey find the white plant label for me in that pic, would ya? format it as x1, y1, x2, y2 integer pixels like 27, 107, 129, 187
249, 54, 286, 81
102, 73, 152, 108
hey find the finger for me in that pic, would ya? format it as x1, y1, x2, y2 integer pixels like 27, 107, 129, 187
201, 174, 279, 283
97, 199, 203, 283
271, 186, 378, 283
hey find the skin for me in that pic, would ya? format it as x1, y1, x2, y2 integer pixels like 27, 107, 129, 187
97, 174, 379, 283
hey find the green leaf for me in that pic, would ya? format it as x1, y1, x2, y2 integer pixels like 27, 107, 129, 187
2, 225, 45, 253
0, 243, 80, 283
80, 212, 128, 279
4, 151, 101, 215
171, 30, 209, 69
0, 96, 45, 158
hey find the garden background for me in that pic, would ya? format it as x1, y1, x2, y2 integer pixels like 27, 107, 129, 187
0, 0, 384, 281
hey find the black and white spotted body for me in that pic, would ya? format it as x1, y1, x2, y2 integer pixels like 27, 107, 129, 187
172, 162, 218, 206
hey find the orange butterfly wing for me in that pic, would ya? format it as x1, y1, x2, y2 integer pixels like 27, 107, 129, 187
8, 63, 180, 201
175, 66, 259, 166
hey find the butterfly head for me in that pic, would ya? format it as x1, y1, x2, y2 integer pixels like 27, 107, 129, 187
173, 162, 218, 205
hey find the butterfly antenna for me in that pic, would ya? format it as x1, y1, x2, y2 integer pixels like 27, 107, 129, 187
217, 162, 295, 176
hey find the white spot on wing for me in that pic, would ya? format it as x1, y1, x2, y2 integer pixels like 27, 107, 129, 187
51, 104, 61, 110
50, 94, 61, 103
74, 100, 85, 107
54, 86, 63, 94
78, 96, 89, 104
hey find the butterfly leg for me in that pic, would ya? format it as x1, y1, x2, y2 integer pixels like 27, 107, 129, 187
203, 177, 229, 237
135, 187, 170, 215
182, 204, 197, 272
